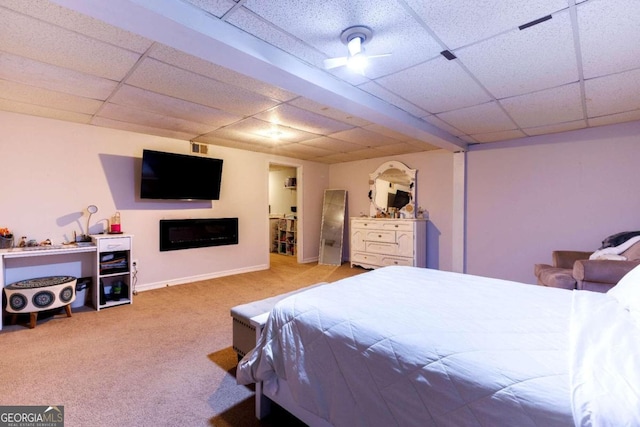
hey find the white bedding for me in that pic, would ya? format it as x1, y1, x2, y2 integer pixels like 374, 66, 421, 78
237, 266, 638, 426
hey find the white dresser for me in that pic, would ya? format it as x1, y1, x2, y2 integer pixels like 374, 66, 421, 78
350, 218, 427, 269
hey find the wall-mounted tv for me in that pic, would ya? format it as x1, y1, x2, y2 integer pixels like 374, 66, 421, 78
140, 149, 223, 200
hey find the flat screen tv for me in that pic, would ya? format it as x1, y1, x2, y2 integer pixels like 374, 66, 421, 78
140, 149, 223, 200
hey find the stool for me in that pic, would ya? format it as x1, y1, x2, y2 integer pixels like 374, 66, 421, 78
4, 276, 77, 328
230, 283, 326, 359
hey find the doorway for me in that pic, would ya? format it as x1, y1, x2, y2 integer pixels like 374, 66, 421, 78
269, 163, 300, 263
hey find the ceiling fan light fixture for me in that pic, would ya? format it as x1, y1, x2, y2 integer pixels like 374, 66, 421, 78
323, 25, 389, 74
347, 52, 368, 73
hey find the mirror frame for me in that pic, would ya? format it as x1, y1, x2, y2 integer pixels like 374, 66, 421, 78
369, 161, 416, 218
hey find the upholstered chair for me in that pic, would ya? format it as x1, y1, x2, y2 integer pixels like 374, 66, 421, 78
534, 242, 640, 292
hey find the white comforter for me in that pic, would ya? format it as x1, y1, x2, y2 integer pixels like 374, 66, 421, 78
237, 266, 637, 426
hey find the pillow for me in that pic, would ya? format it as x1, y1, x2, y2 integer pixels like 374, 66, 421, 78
591, 254, 627, 261
607, 264, 640, 323
600, 230, 640, 249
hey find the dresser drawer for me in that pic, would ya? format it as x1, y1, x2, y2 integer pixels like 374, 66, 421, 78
377, 222, 413, 232
365, 241, 398, 255
351, 220, 413, 233
351, 251, 381, 265
380, 256, 414, 267
364, 230, 396, 243
98, 237, 131, 252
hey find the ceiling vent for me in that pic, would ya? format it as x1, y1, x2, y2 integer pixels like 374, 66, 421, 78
519, 15, 552, 30
191, 142, 208, 155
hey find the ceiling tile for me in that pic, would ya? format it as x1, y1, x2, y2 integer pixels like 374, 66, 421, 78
226, 7, 328, 69
404, 0, 567, 49
271, 142, 334, 158
330, 127, 399, 147
375, 57, 491, 113
358, 81, 429, 117
254, 104, 353, 135
373, 143, 425, 156
99, 103, 217, 135
314, 152, 358, 163
585, 68, 640, 118
195, 136, 265, 152
523, 119, 587, 136
204, 117, 318, 144
91, 116, 198, 140
436, 102, 516, 135
0, 7, 143, 80
0, 53, 118, 100
362, 124, 412, 141
578, 0, 640, 79
126, 58, 280, 116
1, 0, 153, 53
182, 0, 237, 18
405, 139, 441, 151
500, 83, 584, 128
0, 98, 91, 124
588, 110, 640, 128
0, 79, 102, 114
457, 135, 479, 144
109, 85, 241, 128
471, 129, 527, 143
299, 136, 365, 153
288, 98, 371, 127
268, 143, 331, 160
457, 11, 578, 99
421, 115, 465, 137
150, 44, 299, 102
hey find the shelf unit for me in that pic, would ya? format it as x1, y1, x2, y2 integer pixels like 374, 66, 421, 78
277, 218, 297, 256
92, 234, 133, 310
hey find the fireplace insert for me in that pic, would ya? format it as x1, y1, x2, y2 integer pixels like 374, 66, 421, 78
160, 218, 238, 251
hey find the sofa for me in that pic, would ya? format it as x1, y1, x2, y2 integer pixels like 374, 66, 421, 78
534, 241, 640, 293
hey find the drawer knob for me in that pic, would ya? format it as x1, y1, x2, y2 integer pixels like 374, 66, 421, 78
378, 234, 382, 238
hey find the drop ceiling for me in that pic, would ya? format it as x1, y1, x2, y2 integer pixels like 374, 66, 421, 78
1, 0, 639, 163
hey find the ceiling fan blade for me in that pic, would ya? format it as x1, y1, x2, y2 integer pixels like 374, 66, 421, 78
323, 57, 349, 69
367, 53, 392, 60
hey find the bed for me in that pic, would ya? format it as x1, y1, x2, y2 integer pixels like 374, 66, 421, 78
237, 266, 640, 426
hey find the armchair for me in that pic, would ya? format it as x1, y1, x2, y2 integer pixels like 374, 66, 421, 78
535, 242, 640, 292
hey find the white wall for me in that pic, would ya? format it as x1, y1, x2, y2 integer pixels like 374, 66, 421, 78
0, 111, 329, 289
466, 121, 640, 284
329, 150, 455, 271
5, 110, 638, 288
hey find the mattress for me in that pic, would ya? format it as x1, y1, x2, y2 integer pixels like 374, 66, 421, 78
237, 266, 640, 426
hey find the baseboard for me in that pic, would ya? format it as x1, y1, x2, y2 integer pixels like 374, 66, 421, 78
135, 264, 269, 292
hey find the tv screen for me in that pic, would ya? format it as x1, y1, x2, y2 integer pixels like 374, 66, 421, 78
140, 149, 223, 200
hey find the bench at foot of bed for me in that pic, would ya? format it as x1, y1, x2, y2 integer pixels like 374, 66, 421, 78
230, 282, 327, 359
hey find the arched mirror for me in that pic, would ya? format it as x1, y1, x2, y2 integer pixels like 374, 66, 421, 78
369, 161, 416, 218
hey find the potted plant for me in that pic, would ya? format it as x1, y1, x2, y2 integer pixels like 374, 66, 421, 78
0, 227, 14, 249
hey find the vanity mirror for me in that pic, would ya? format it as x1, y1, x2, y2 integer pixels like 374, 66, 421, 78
369, 161, 416, 218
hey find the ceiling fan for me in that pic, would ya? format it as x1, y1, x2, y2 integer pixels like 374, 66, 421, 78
323, 26, 391, 74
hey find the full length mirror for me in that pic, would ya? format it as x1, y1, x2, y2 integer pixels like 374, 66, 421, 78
369, 161, 416, 218
319, 189, 347, 266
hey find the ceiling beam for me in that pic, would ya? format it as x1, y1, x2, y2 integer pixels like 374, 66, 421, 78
50, 0, 467, 152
